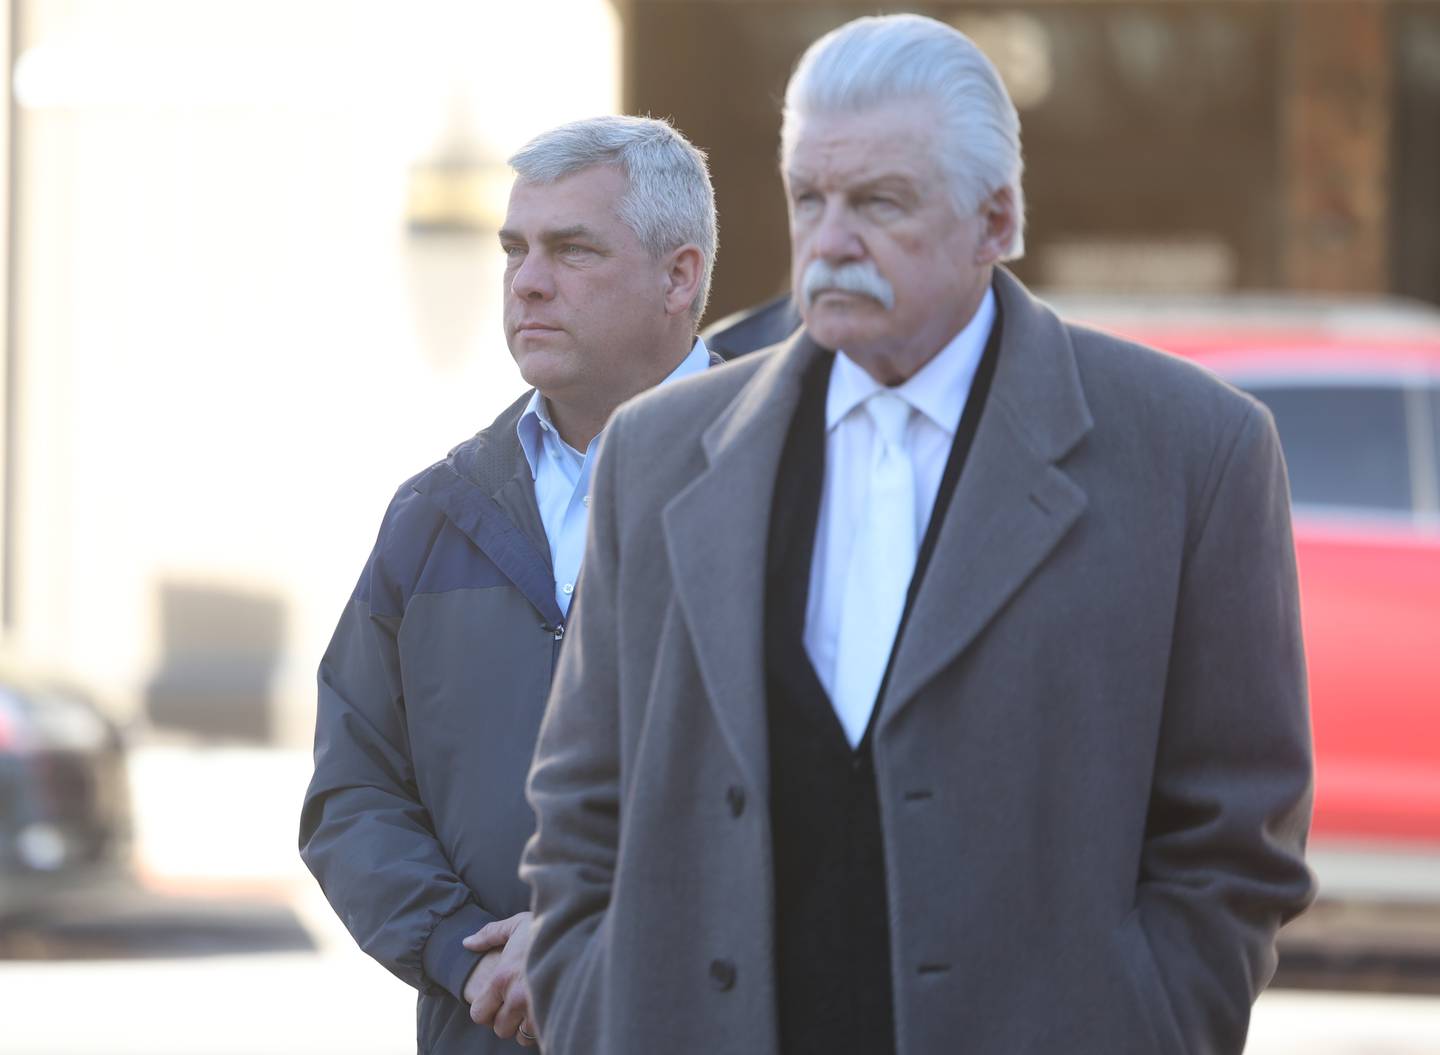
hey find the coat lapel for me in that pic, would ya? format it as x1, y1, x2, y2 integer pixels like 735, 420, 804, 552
662, 335, 824, 796
880, 270, 1094, 726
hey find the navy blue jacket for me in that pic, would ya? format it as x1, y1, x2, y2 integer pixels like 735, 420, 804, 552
300, 392, 565, 1054
702, 292, 801, 360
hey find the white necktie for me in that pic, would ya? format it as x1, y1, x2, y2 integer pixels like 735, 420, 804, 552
831, 391, 918, 746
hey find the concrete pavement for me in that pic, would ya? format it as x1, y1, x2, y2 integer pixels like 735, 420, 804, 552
2, 743, 1438, 1053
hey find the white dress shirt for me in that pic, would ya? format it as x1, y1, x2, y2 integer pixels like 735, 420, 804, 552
518, 338, 711, 615
804, 287, 996, 714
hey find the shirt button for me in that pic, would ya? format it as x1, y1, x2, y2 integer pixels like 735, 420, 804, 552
582, 495, 590, 507
708, 959, 736, 991
562, 583, 574, 595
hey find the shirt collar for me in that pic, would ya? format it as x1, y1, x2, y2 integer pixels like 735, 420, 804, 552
668, 335, 713, 385
825, 285, 996, 436
517, 336, 712, 479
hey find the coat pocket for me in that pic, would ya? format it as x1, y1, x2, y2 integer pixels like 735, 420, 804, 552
1108, 908, 1187, 1055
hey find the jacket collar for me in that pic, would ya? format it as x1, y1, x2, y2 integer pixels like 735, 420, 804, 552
412, 391, 565, 627
412, 345, 732, 629
660, 333, 823, 796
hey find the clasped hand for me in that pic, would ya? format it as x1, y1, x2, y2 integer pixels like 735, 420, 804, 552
462, 911, 537, 1047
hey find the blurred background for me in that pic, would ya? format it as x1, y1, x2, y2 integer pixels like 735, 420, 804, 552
0, 0, 1437, 1051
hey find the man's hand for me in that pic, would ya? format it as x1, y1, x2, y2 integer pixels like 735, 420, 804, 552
462, 911, 537, 1047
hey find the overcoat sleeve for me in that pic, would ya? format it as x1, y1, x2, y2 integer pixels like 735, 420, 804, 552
1139, 400, 1315, 1052
521, 408, 629, 1052
298, 490, 494, 1003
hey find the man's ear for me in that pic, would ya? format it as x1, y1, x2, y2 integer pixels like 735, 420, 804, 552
974, 186, 1018, 266
662, 244, 705, 317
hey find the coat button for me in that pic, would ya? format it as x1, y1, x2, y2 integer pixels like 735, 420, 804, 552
725, 785, 746, 817
709, 959, 736, 991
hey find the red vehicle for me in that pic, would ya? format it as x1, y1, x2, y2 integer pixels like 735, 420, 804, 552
1058, 294, 1440, 850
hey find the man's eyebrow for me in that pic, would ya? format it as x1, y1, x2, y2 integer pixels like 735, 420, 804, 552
540, 224, 602, 245
501, 223, 601, 246
854, 174, 914, 191
498, 224, 607, 249
785, 172, 916, 193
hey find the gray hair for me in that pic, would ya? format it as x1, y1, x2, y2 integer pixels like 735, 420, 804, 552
508, 115, 718, 321
781, 14, 1026, 260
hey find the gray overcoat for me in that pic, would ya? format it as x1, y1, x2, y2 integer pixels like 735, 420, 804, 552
522, 269, 1315, 1055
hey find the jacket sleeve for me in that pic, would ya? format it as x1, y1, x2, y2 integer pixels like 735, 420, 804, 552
1137, 400, 1316, 1054
298, 495, 494, 1002
521, 410, 628, 1053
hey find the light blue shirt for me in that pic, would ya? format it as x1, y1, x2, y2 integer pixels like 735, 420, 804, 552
517, 338, 712, 616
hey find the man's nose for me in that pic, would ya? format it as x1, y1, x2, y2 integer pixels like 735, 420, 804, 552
812, 203, 864, 263
510, 252, 554, 300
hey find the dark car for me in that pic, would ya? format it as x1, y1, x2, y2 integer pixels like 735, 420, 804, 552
0, 656, 132, 919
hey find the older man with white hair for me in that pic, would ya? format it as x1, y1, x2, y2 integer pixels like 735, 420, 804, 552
523, 14, 1314, 1055
300, 114, 719, 1054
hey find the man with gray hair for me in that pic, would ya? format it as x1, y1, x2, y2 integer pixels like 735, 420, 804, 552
524, 14, 1313, 1055
300, 114, 718, 1053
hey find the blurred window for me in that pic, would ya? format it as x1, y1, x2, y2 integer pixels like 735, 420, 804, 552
1245, 384, 1413, 513
1427, 384, 1440, 513
1431, 386, 1440, 467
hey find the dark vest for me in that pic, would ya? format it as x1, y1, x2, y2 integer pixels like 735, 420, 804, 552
763, 309, 1002, 1054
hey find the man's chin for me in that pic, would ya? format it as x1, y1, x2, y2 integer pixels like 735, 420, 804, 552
802, 305, 888, 352
513, 347, 580, 392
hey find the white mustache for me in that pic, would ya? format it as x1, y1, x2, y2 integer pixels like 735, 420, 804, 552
800, 260, 896, 311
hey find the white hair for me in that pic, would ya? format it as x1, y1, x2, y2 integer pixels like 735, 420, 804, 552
508, 115, 718, 321
781, 13, 1026, 260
